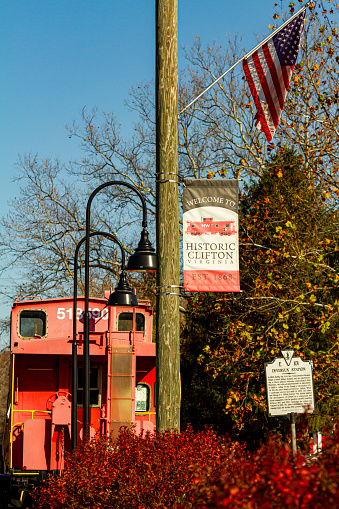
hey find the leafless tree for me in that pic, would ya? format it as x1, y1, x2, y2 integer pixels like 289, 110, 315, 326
0, 5, 338, 305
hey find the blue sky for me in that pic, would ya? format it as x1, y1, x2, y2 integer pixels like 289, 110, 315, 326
0, 0, 294, 328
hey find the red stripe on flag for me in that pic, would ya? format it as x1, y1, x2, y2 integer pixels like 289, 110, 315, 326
252, 47, 279, 129
281, 64, 293, 94
243, 56, 273, 142
262, 44, 284, 111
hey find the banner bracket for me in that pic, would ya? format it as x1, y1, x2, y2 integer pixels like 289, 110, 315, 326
156, 172, 183, 184
155, 285, 183, 296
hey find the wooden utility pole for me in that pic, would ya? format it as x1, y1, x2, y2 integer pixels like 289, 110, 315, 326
155, 0, 180, 431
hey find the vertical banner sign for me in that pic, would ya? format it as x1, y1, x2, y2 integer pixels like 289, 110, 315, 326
183, 179, 240, 292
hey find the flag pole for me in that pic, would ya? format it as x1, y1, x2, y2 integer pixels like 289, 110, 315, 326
179, 2, 310, 116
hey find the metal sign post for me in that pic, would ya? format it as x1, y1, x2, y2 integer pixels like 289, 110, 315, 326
288, 412, 298, 456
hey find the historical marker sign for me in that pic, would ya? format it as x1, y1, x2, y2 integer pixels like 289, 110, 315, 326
265, 350, 315, 417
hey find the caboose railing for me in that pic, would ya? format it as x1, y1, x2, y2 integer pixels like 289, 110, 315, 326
10, 411, 52, 469
12, 409, 51, 419
136, 411, 156, 422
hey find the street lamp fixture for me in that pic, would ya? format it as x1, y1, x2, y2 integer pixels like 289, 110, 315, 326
82, 181, 156, 441
71, 230, 138, 450
107, 270, 138, 306
126, 228, 157, 273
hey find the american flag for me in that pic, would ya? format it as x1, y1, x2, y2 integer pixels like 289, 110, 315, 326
243, 10, 306, 142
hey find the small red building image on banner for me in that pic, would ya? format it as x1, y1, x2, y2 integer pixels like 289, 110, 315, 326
186, 217, 237, 236
183, 179, 240, 292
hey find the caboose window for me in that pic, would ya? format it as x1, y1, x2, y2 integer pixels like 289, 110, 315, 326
135, 383, 150, 412
77, 366, 102, 407
19, 310, 47, 338
118, 312, 145, 332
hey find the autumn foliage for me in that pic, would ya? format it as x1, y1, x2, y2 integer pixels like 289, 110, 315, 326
33, 426, 238, 509
32, 424, 339, 509
181, 148, 339, 444
177, 424, 339, 509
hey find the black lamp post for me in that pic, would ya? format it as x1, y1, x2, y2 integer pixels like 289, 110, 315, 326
71, 230, 138, 450
82, 181, 156, 441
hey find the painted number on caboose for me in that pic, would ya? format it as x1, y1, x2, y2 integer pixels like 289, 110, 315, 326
56, 307, 109, 320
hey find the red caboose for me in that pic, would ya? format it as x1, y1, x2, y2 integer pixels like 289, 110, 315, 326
186, 217, 237, 236
1, 293, 156, 504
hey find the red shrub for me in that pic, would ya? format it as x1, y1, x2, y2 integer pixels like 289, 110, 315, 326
176, 425, 339, 509
33, 426, 236, 509
32, 424, 339, 509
